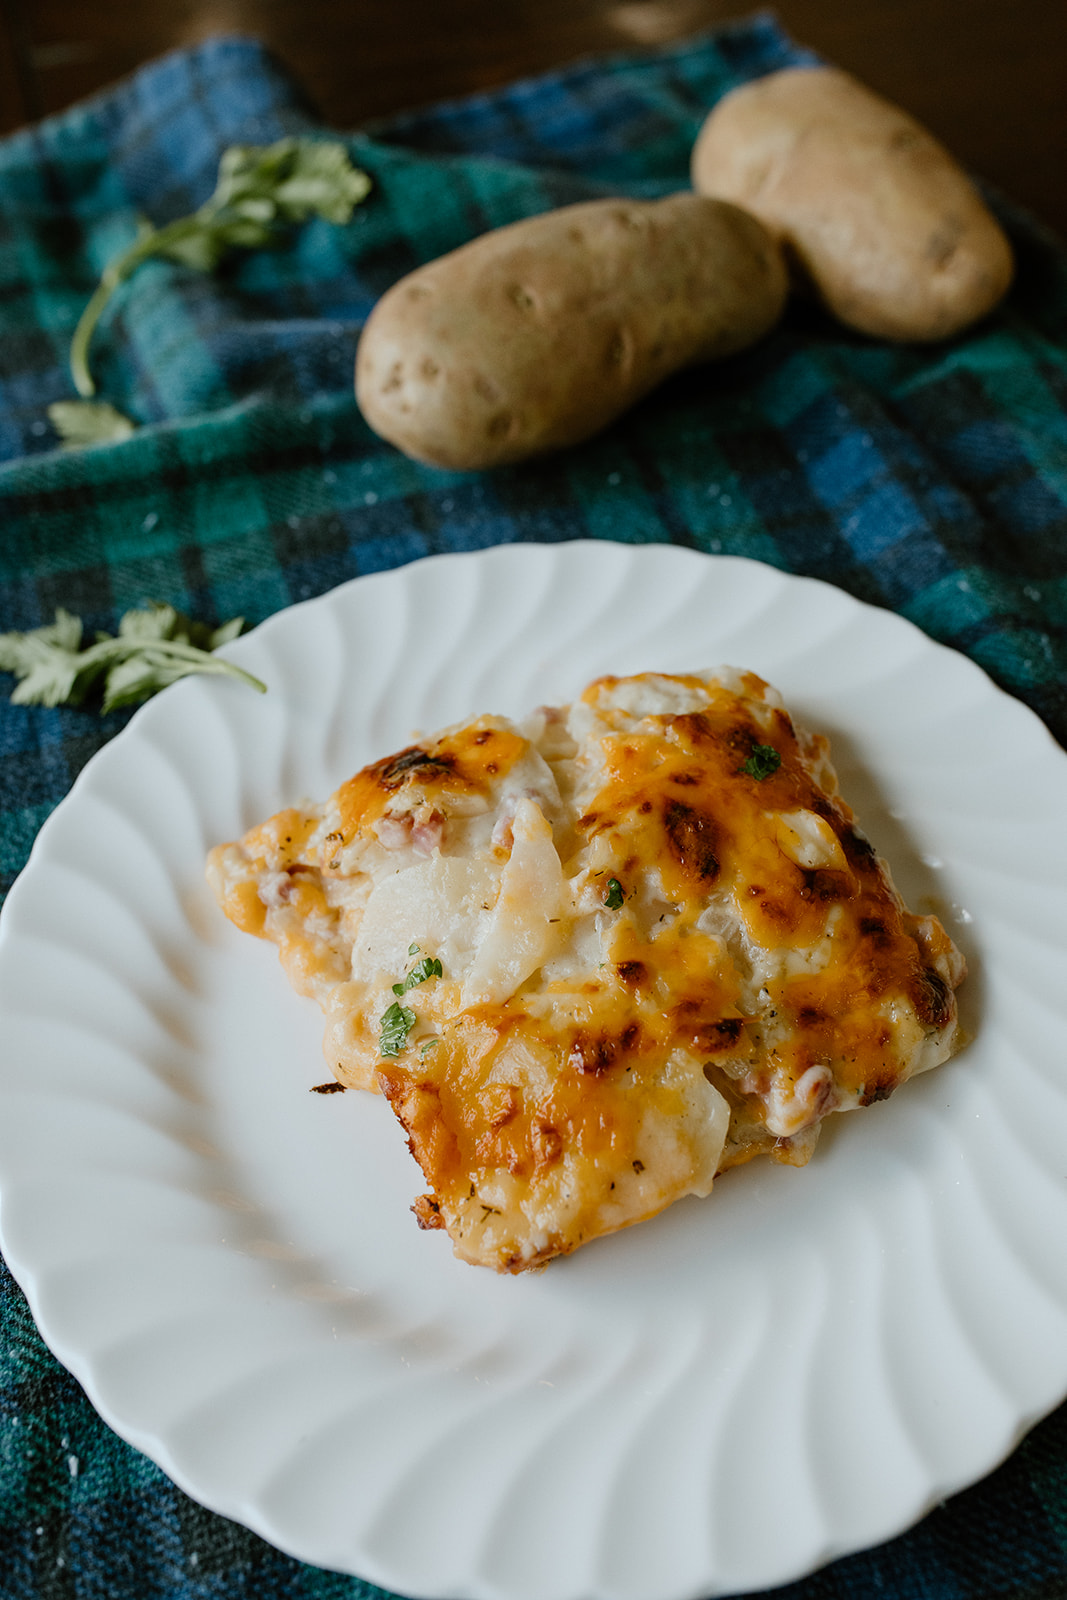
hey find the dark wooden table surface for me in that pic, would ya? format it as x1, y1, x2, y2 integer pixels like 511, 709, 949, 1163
1, 0, 1065, 240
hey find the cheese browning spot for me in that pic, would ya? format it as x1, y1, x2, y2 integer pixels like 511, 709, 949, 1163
663, 799, 720, 883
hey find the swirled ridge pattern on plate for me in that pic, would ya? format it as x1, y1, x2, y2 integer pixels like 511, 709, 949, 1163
1, 543, 1066, 1600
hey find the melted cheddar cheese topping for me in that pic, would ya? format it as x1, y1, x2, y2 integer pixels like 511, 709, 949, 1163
207, 669, 966, 1272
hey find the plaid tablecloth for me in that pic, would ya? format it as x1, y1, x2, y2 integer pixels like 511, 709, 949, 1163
1, 15, 1067, 1599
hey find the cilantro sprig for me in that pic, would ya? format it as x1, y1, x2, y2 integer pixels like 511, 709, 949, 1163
59, 137, 371, 420
0, 604, 266, 713
603, 877, 625, 910
740, 744, 782, 780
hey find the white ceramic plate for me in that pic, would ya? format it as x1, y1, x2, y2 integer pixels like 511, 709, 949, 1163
2, 542, 1067, 1600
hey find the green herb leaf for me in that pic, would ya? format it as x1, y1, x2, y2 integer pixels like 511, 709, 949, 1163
154, 223, 235, 273
67, 137, 372, 398
740, 744, 782, 780
100, 652, 190, 713
603, 877, 625, 910
408, 943, 421, 957
209, 616, 245, 648
114, 603, 187, 643
420, 1037, 440, 1058
0, 608, 96, 707
393, 955, 444, 996
47, 400, 136, 447
0, 604, 267, 713
379, 1001, 417, 1058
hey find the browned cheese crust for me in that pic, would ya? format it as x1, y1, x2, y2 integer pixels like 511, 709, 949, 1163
207, 670, 967, 1272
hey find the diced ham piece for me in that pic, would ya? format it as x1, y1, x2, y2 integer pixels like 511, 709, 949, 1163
376, 810, 445, 855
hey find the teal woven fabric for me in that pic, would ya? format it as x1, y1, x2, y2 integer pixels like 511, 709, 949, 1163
1, 17, 1067, 1599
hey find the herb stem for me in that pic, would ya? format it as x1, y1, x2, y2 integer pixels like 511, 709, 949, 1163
70, 235, 159, 397
70, 211, 235, 396
76, 634, 267, 694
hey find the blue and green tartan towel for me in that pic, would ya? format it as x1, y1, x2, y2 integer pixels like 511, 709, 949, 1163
2, 15, 1067, 1599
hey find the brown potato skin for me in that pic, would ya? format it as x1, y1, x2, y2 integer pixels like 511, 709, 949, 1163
691, 66, 1014, 343
355, 194, 787, 470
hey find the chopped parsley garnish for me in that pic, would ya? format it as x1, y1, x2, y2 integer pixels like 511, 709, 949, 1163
740, 744, 782, 780
420, 1037, 440, 1058
380, 951, 444, 1055
603, 877, 625, 910
392, 956, 443, 996
379, 1002, 416, 1058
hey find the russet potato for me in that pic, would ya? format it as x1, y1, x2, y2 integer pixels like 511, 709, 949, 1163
355, 194, 787, 470
691, 66, 1014, 343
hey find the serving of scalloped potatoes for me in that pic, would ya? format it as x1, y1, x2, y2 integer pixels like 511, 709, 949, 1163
207, 669, 965, 1272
